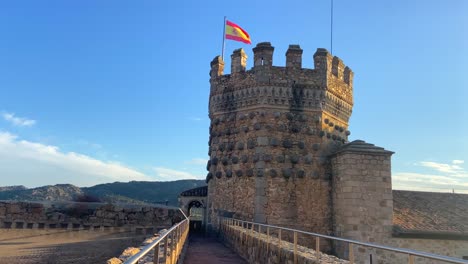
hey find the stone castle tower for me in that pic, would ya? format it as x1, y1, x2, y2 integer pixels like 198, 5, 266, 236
206, 42, 394, 258
206, 42, 355, 235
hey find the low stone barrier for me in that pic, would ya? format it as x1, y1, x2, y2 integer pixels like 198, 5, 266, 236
107, 229, 168, 264
0, 201, 183, 231
221, 224, 349, 264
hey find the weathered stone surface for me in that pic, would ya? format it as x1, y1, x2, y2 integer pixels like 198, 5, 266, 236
269, 138, 280, 147
207, 44, 353, 252
0, 201, 180, 230
247, 139, 256, 149
282, 139, 293, 148
106, 257, 123, 264
237, 142, 245, 150
241, 155, 249, 163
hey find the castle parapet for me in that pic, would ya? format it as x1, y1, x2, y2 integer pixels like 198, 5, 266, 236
343, 66, 353, 85
209, 43, 354, 116
253, 42, 274, 67
210, 56, 224, 78
209, 43, 352, 85
286, 45, 303, 69
231, 48, 247, 73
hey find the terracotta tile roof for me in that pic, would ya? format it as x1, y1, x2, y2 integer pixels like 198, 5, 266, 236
393, 190, 468, 234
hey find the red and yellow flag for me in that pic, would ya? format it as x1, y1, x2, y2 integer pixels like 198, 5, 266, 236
225, 20, 251, 44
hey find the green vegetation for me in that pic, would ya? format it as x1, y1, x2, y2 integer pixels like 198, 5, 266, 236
0, 180, 206, 206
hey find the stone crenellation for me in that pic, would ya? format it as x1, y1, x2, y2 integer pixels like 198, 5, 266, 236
209, 43, 353, 123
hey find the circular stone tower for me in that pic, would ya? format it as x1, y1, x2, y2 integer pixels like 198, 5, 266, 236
206, 42, 354, 239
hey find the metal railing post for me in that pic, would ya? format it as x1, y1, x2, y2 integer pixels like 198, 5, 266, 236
349, 243, 354, 264
278, 228, 282, 261
315, 236, 320, 261
266, 226, 270, 255
153, 243, 160, 264
294, 231, 298, 264
258, 225, 262, 249
164, 236, 169, 264
170, 232, 175, 264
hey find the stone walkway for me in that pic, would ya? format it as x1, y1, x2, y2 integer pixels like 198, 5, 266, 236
184, 235, 247, 264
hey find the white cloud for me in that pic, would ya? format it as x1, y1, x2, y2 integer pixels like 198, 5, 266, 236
154, 167, 203, 181
0, 132, 151, 187
185, 158, 208, 166
393, 172, 468, 193
417, 161, 467, 177
2, 112, 36, 127
394, 160, 468, 193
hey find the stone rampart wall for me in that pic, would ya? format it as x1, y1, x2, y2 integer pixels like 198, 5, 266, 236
0, 201, 183, 232
220, 223, 348, 264
338, 237, 468, 264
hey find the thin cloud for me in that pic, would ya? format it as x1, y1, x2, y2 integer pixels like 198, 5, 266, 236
2, 112, 36, 127
0, 132, 151, 187
185, 158, 208, 166
154, 167, 202, 180
394, 160, 468, 193
188, 117, 203, 121
417, 161, 467, 177
393, 172, 468, 193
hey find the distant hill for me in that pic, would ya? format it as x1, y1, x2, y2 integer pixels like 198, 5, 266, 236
0, 184, 83, 201
84, 180, 206, 205
0, 180, 206, 206
0, 185, 27, 192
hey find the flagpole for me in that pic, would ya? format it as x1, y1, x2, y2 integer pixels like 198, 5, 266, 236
330, 0, 333, 54
222, 16, 226, 61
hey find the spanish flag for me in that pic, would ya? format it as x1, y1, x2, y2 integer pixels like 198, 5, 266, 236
225, 20, 251, 44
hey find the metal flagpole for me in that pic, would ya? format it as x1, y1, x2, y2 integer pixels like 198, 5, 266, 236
330, 0, 334, 54
222, 16, 226, 61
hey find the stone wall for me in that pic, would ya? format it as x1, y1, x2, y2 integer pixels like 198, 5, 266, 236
0, 201, 183, 231
330, 141, 394, 263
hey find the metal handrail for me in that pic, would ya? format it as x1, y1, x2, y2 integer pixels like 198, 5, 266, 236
123, 209, 189, 264
221, 218, 468, 264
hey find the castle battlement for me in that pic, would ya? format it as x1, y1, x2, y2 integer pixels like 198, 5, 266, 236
210, 43, 353, 96
209, 42, 354, 124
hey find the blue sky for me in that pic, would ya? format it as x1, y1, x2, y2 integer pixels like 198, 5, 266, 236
0, 0, 467, 191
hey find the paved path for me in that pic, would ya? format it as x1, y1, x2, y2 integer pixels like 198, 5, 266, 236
184, 235, 247, 264
0, 229, 146, 264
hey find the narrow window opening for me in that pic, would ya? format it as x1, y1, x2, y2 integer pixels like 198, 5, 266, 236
261, 57, 264, 65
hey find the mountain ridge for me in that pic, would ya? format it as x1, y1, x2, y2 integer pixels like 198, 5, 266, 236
0, 180, 206, 206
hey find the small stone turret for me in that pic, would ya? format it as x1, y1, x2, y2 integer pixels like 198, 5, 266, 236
286, 45, 303, 69
231, 48, 247, 73
253, 42, 274, 67
210, 56, 224, 78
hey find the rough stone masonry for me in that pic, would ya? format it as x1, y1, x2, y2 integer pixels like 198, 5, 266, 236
205, 42, 364, 251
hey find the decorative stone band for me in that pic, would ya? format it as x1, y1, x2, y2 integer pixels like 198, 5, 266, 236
209, 86, 352, 122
